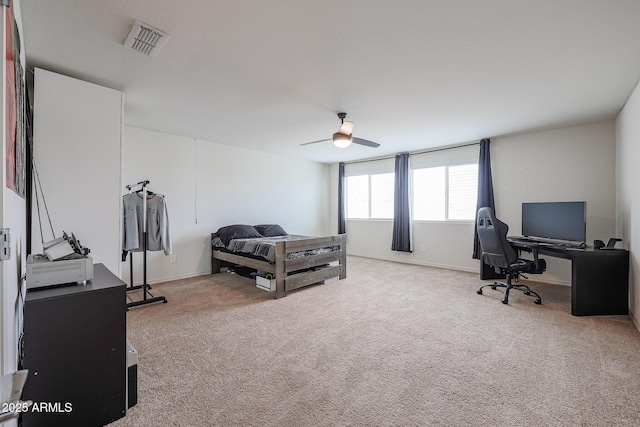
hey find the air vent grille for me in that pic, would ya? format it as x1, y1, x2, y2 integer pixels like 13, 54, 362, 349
124, 21, 169, 57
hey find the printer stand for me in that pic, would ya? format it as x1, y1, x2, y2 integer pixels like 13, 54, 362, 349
21, 264, 126, 426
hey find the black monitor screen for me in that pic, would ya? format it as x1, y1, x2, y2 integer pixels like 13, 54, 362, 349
522, 201, 586, 243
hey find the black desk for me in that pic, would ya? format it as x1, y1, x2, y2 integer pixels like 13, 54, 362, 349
22, 264, 127, 426
502, 239, 629, 316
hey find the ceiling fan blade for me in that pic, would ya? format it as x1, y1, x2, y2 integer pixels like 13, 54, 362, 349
352, 137, 380, 148
299, 138, 331, 146
338, 121, 354, 136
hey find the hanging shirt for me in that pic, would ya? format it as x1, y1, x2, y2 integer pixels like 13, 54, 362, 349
122, 193, 172, 255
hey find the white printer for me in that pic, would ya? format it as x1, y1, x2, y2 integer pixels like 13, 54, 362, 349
26, 232, 93, 290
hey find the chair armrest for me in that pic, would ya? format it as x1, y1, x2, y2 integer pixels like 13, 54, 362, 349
512, 243, 545, 273
532, 246, 540, 269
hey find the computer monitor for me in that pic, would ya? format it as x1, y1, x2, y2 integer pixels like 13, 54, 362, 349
522, 201, 586, 243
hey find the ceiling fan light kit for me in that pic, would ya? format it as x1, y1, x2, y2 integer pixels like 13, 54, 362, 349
300, 112, 381, 150
333, 132, 352, 148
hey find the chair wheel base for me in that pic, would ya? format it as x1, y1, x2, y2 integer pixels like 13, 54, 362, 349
478, 281, 541, 306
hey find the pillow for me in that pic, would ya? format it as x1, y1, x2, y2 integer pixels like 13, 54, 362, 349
254, 224, 288, 237
215, 224, 263, 246
211, 236, 226, 248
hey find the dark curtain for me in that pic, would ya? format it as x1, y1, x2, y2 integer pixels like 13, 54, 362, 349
392, 153, 411, 252
473, 138, 495, 259
338, 162, 346, 234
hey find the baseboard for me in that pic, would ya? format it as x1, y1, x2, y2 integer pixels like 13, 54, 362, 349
346, 251, 479, 274
520, 275, 571, 287
127, 255, 572, 288
630, 308, 640, 333
346, 252, 571, 286
127, 270, 212, 286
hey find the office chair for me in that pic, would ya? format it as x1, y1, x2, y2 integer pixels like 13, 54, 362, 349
476, 207, 545, 305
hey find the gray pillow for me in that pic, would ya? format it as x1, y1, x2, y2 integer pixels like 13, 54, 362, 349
254, 224, 288, 237
215, 224, 263, 246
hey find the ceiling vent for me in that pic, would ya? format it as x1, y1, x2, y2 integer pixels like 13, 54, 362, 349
123, 20, 169, 57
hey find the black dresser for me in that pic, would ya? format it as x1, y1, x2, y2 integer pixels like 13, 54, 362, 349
21, 263, 126, 427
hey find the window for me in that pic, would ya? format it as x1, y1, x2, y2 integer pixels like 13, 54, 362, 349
412, 163, 478, 221
344, 155, 478, 221
413, 167, 446, 220
346, 175, 369, 219
447, 164, 478, 220
346, 173, 394, 219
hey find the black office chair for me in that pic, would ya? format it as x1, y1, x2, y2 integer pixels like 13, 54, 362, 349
476, 207, 545, 305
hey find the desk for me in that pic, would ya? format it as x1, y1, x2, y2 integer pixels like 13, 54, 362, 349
501, 239, 629, 316
22, 264, 127, 426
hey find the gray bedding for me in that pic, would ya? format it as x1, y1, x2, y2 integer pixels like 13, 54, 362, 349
212, 234, 337, 264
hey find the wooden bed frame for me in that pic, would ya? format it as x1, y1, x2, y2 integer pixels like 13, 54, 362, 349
211, 233, 347, 298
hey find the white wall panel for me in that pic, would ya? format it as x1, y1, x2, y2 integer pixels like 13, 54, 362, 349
616, 80, 640, 328
32, 69, 122, 274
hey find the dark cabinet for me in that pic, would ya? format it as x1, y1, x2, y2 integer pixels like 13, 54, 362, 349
21, 263, 126, 426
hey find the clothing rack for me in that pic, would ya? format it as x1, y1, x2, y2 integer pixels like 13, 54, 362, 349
124, 180, 167, 308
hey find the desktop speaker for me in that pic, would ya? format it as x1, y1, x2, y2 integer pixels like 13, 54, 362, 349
594, 238, 622, 250
607, 238, 622, 249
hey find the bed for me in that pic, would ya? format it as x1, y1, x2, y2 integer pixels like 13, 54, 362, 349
211, 224, 347, 298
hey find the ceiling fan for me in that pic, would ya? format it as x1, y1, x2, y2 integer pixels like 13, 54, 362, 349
300, 112, 380, 149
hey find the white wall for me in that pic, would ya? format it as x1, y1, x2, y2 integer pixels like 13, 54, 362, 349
493, 120, 617, 284
344, 219, 480, 272
31, 69, 123, 274
1, 0, 27, 383
333, 120, 617, 285
122, 126, 330, 284
616, 80, 640, 328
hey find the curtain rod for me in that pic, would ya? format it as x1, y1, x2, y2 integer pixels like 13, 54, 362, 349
342, 141, 480, 165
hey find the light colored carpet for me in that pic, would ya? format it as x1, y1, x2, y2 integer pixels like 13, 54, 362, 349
111, 256, 640, 426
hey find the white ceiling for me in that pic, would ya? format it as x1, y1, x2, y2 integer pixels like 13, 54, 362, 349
19, 0, 640, 164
